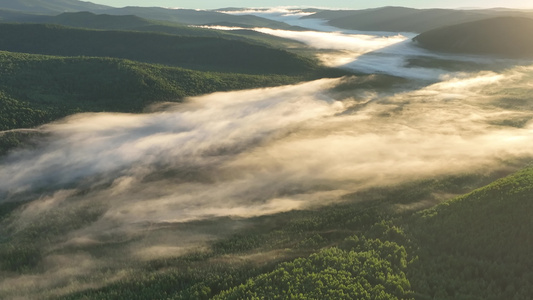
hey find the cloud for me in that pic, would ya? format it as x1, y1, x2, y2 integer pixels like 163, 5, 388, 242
254, 28, 407, 52
0, 78, 343, 195
217, 7, 316, 17
197, 23, 506, 79
3, 67, 533, 224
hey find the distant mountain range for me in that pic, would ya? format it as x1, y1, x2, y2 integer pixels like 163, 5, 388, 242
0, 0, 109, 14
3, 0, 533, 35
0, 0, 302, 30
0, 11, 238, 37
304, 6, 533, 33
0, 23, 318, 75
101, 7, 303, 30
413, 17, 533, 58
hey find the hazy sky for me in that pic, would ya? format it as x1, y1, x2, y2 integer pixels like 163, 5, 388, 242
89, 0, 533, 9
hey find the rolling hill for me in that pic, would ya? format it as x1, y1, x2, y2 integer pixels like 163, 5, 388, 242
304, 6, 533, 33
100, 6, 302, 30
413, 17, 533, 58
0, 2, 532, 299
0, 23, 318, 75
0, 11, 305, 49
1, 147, 530, 298
0, 51, 307, 155
0, 0, 301, 30
0, 0, 110, 14
0, 11, 234, 37
407, 166, 533, 299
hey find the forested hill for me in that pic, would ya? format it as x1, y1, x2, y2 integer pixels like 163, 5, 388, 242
0, 0, 110, 14
0, 4, 303, 31
211, 166, 533, 299
99, 6, 302, 30
0, 51, 311, 154
406, 166, 533, 299
413, 17, 533, 58
0, 11, 238, 38
304, 6, 533, 33
0, 23, 317, 75
0, 11, 304, 49
6, 158, 530, 299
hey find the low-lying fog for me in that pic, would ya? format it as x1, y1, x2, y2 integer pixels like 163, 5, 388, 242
210, 8, 520, 79
1, 8, 533, 298
3, 68, 533, 221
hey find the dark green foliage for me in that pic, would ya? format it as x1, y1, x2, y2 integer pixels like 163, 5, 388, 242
1, 165, 530, 299
0, 50, 317, 154
215, 236, 412, 299
101, 7, 301, 30
0, 23, 319, 75
0, 11, 308, 53
304, 7, 533, 33
407, 167, 533, 299
0, 198, 106, 272
0, 130, 43, 156
414, 17, 533, 58
0, 92, 49, 130
0, 51, 299, 125
4, 11, 243, 40
0, 0, 110, 14
59, 259, 276, 300
209, 202, 385, 256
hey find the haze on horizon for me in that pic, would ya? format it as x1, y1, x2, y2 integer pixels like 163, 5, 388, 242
88, 0, 533, 10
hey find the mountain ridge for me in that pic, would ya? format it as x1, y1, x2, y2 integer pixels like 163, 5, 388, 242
0, 0, 110, 14
0, 23, 319, 75
413, 16, 533, 58
304, 6, 533, 33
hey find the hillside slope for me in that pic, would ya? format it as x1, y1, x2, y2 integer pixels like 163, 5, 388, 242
305, 7, 533, 33
0, 51, 303, 154
407, 167, 533, 299
413, 17, 533, 58
0, 11, 234, 37
100, 6, 301, 30
0, 11, 304, 49
0, 1, 300, 30
0, 23, 318, 75
0, 0, 109, 14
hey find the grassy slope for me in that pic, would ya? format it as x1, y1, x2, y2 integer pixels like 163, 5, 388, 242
413, 17, 533, 58
0, 23, 318, 75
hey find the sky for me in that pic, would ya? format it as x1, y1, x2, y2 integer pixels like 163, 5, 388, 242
88, 0, 533, 10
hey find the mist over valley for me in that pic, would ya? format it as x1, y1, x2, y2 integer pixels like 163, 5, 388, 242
1, 2, 533, 299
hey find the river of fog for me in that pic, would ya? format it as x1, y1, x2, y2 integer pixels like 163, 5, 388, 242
1, 9, 533, 298
212, 8, 519, 79
3, 66, 533, 215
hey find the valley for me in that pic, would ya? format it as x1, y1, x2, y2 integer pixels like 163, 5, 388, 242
0, 2, 532, 299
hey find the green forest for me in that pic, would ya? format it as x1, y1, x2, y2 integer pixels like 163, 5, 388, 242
0, 51, 322, 155
0, 23, 318, 74
413, 17, 533, 58
1, 167, 531, 299
1, 2, 533, 300
0, 22, 344, 155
